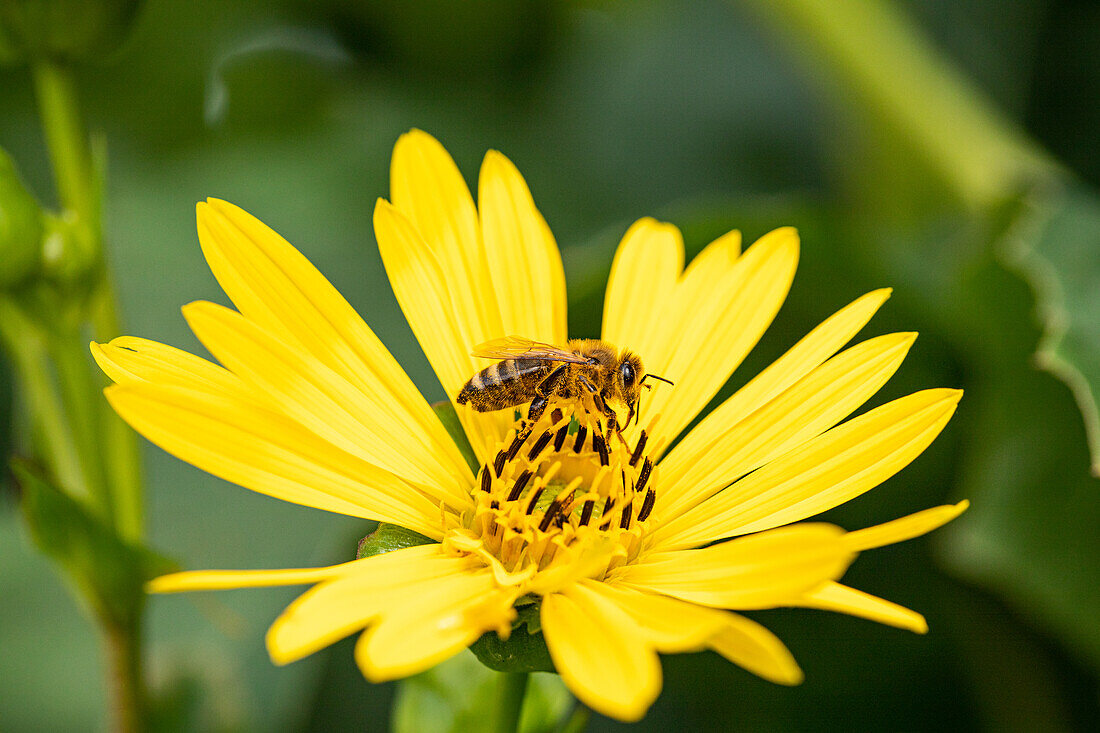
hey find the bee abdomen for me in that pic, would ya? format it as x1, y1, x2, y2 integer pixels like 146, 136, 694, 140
457, 358, 549, 411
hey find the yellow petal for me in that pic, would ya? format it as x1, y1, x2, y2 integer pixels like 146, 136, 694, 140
182, 301, 470, 510
148, 562, 356, 593
601, 218, 684, 372
478, 150, 567, 345
653, 389, 962, 551
91, 336, 250, 396
844, 501, 969, 551
614, 523, 853, 609
374, 198, 509, 463
541, 586, 662, 722
194, 199, 470, 483
390, 130, 502, 349
662, 289, 892, 478
706, 613, 804, 685
795, 582, 928, 633
356, 570, 516, 681
640, 227, 800, 450
657, 331, 916, 522
266, 545, 472, 664
580, 580, 730, 652
105, 383, 442, 536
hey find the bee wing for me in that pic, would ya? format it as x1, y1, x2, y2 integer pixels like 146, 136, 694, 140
471, 336, 591, 364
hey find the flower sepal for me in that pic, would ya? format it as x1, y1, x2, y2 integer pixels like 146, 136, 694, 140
469, 600, 556, 674
356, 522, 435, 560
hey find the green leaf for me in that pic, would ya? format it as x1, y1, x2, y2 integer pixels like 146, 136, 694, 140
470, 602, 556, 674
432, 400, 479, 474
355, 522, 435, 560
1004, 183, 1100, 476
14, 460, 174, 625
393, 650, 571, 733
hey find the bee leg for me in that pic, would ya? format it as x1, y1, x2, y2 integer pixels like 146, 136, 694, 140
527, 395, 550, 425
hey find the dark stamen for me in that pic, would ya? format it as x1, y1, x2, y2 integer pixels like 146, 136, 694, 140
602, 496, 613, 517
493, 450, 507, 477
638, 489, 656, 522
573, 425, 588, 453
505, 430, 529, 463
629, 430, 648, 467
480, 468, 492, 493
553, 425, 569, 453
507, 470, 533, 502
539, 498, 563, 531
636, 458, 653, 495
593, 433, 609, 466
579, 500, 595, 526
525, 486, 545, 515
490, 500, 500, 510
551, 408, 564, 424
619, 502, 633, 529
527, 430, 553, 461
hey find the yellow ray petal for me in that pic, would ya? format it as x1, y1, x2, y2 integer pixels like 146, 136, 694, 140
614, 523, 853, 609
478, 150, 567, 345
601, 218, 684, 370
844, 501, 969, 551
194, 199, 471, 483
652, 389, 962, 551
266, 545, 473, 664
91, 336, 252, 396
385, 132, 508, 460
374, 199, 509, 463
106, 383, 443, 536
580, 580, 730, 651
706, 613, 804, 685
182, 301, 470, 510
794, 582, 928, 633
640, 227, 800, 450
355, 570, 516, 681
662, 289, 892, 478
590, 580, 803, 686
657, 332, 916, 522
148, 562, 358, 593
541, 587, 662, 722
389, 129, 502, 348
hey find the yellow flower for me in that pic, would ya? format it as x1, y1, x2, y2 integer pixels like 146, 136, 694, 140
93, 130, 966, 722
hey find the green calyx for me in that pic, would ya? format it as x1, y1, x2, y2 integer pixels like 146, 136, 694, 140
470, 601, 556, 674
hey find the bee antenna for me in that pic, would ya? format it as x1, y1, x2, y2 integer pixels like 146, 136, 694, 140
642, 373, 674, 387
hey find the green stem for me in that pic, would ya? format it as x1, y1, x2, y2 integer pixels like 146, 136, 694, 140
558, 704, 590, 733
48, 325, 112, 512
492, 672, 529, 733
31, 59, 97, 226
91, 280, 144, 541
740, 0, 1054, 207
0, 300, 89, 500
103, 617, 144, 733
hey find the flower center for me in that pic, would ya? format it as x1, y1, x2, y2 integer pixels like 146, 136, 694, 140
443, 408, 658, 593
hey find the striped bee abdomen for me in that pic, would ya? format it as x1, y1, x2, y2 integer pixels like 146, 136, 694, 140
457, 358, 552, 412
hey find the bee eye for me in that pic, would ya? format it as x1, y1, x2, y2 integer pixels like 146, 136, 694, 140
620, 362, 635, 387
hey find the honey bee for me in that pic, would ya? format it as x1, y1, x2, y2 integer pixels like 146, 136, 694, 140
456, 336, 672, 439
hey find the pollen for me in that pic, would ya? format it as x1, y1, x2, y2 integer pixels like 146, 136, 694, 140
443, 410, 661, 592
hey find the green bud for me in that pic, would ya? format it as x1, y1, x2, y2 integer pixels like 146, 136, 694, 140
0, 149, 43, 288
38, 210, 98, 289
0, 0, 142, 64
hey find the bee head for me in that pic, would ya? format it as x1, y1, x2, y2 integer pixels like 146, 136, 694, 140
616, 351, 645, 423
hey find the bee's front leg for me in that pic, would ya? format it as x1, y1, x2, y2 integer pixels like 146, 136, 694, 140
525, 365, 569, 430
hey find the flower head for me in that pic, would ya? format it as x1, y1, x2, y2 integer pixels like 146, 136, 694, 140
94, 130, 965, 721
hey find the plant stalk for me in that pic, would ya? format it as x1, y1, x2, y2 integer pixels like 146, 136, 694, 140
492, 672, 529, 733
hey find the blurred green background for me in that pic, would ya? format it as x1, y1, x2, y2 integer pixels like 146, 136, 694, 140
2, 0, 1098, 730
